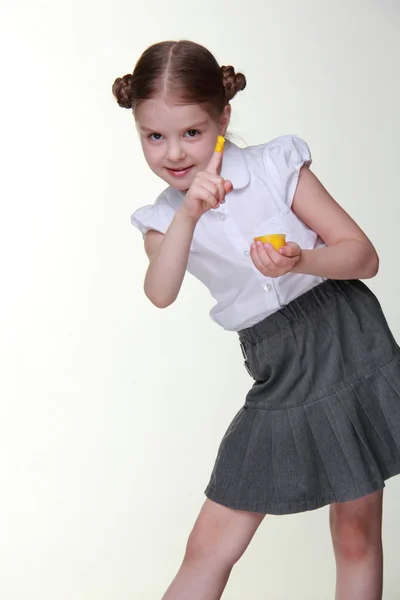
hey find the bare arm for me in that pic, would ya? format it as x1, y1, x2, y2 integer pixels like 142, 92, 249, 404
290, 166, 379, 279
250, 165, 379, 280
142, 140, 232, 308
143, 210, 197, 308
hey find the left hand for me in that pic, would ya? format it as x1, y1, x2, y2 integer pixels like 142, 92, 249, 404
250, 241, 301, 278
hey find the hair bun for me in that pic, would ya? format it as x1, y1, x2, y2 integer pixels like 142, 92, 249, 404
112, 74, 135, 109
221, 65, 246, 102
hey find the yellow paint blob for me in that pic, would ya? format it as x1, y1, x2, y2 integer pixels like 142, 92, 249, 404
214, 136, 225, 152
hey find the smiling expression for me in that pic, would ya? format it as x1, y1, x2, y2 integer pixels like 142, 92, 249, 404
135, 96, 230, 191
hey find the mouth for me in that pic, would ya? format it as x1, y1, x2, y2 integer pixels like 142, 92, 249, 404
166, 165, 194, 178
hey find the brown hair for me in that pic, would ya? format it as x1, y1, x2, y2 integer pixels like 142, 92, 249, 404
112, 40, 246, 116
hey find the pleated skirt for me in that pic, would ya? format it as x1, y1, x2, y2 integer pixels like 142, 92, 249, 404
205, 280, 400, 514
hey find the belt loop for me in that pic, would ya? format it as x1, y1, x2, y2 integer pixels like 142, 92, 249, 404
239, 341, 254, 379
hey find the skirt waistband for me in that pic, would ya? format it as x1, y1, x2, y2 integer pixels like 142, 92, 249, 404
238, 279, 367, 344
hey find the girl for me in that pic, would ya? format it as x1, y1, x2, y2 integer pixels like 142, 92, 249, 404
112, 40, 400, 600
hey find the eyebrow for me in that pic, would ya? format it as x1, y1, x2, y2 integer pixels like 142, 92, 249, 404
139, 120, 209, 133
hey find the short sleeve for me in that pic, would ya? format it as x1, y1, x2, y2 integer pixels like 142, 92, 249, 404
263, 135, 312, 208
131, 196, 176, 237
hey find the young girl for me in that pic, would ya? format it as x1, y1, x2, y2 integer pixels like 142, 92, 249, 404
113, 40, 400, 600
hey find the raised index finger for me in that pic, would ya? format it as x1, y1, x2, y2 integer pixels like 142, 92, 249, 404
206, 135, 225, 175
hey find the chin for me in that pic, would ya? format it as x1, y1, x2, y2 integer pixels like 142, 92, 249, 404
162, 173, 196, 192
172, 180, 193, 192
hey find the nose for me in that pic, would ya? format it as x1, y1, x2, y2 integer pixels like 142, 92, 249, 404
166, 140, 185, 163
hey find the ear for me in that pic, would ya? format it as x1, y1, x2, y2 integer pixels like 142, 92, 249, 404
219, 104, 231, 135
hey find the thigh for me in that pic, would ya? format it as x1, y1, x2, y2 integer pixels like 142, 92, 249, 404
187, 499, 266, 563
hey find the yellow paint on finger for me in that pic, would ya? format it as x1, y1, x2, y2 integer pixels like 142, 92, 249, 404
253, 234, 286, 250
214, 136, 225, 153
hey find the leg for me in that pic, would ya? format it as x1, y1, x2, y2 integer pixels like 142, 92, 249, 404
329, 490, 383, 600
162, 498, 265, 600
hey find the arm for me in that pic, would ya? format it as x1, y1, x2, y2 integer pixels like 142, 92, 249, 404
290, 166, 379, 279
250, 166, 379, 280
143, 210, 197, 308
141, 141, 231, 308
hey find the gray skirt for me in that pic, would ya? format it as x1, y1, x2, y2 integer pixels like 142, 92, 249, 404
205, 279, 400, 515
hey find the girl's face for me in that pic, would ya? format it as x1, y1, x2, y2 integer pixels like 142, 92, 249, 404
135, 95, 230, 191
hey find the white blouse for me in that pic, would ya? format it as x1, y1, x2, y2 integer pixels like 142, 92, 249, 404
131, 135, 325, 331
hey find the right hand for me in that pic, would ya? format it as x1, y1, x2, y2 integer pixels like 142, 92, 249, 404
179, 148, 233, 221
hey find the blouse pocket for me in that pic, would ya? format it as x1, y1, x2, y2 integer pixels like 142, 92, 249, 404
253, 206, 318, 250
254, 207, 324, 308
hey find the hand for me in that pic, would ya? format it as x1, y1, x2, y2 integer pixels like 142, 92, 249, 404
179, 145, 233, 222
250, 241, 301, 278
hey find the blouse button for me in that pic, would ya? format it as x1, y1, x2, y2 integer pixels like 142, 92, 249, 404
218, 213, 226, 221
263, 283, 272, 292
244, 250, 250, 257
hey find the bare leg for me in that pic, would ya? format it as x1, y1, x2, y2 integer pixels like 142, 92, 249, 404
162, 498, 265, 600
330, 490, 383, 600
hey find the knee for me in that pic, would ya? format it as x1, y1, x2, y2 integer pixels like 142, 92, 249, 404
330, 507, 376, 561
184, 526, 241, 568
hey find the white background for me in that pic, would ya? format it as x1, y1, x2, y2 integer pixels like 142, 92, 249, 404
1, 0, 399, 598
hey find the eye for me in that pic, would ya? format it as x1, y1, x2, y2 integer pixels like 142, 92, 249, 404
185, 129, 200, 138
148, 133, 163, 141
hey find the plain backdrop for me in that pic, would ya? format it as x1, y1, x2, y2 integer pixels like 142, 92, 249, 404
1, 0, 399, 598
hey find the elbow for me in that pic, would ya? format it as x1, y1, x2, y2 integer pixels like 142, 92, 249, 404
372, 251, 380, 276
150, 297, 175, 309
143, 270, 176, 308
363, 246, 380, 279
144, 286, 176, 309
368, 253, 380, 278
